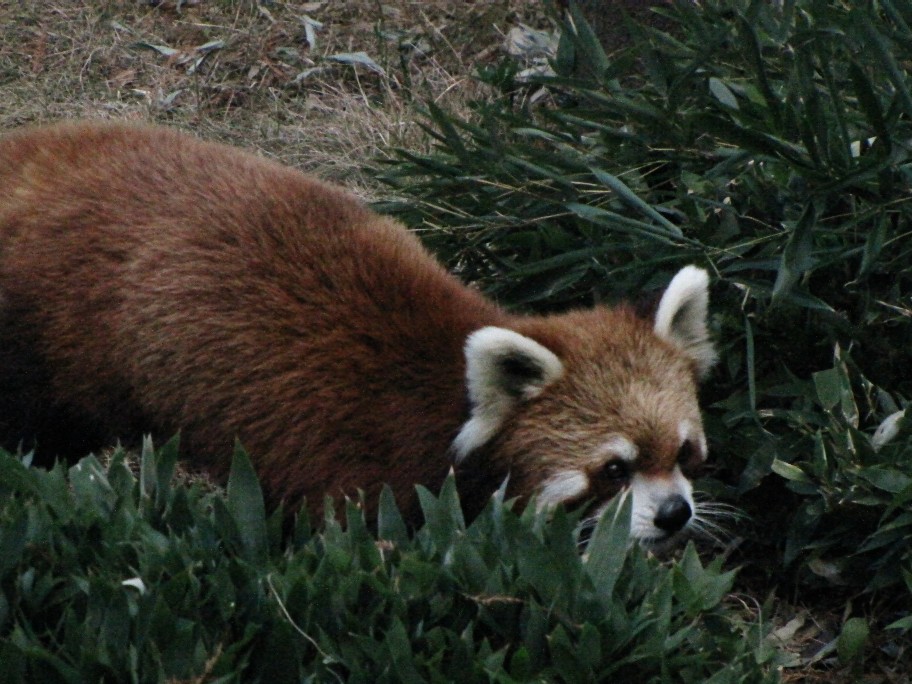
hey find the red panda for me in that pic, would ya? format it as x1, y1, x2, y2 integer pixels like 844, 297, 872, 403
0, 121, 717, 546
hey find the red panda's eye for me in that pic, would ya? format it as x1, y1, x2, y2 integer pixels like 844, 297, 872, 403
677, 440, 700, 472
600, 460, 629, 482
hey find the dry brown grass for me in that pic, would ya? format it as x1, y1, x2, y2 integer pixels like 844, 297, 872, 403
0, 0, 545, 198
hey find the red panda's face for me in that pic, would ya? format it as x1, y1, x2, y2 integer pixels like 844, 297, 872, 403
452, 266, 717, 549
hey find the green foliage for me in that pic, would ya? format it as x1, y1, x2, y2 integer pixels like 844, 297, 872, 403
377, 0, 912, 609
747, 347, 912, 591
0, 445, 775, 681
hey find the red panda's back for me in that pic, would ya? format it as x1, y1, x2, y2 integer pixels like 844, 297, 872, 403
0, 122, 503, 513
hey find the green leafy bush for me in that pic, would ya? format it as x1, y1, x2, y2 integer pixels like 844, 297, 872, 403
0, 444, 775, 681
378, 0, 912, 603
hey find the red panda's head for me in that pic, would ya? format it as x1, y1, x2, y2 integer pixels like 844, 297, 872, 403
452, 266, 717, 549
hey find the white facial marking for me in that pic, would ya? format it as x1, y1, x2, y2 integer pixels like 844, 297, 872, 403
451, 417, 500, 464
628, 467, 694, 542
537, 470, 590, 511
596, 435, 638, 463
678, 419, 708, 462
678, 420, 691, 445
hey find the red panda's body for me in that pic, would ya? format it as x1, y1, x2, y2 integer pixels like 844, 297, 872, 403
0, 122, 717, 542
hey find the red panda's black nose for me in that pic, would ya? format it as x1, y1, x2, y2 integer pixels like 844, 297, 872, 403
654, 495, 692, 533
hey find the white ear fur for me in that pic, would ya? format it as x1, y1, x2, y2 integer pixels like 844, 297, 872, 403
654, 266, 717, 378
451, 327, 563, 463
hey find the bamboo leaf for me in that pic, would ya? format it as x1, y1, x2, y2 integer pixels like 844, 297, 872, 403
837, 617, 869, 664
227, 442, 268, 561
772, 202, 817, 302
737, 14, 781, 128
589, 167, 684, 237
848, 61, 889, 143
378, 485, 409, 546
564, 0, 610, 79
771, 459, 811, 483
583, 491, 632, 599
568, 203, 689, 245
709, 77, 739, 110
326, 51, 386, 75
132, 41, 179, 57
859, 212, 886, 278
854, 18, 912, 119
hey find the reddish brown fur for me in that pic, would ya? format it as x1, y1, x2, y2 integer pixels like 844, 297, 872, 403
0, 121, 702, 523
487, 310, 703, 506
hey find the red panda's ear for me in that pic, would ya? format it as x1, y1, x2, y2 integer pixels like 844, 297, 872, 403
451, 327, 563, 462
654, 266, 718, 379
